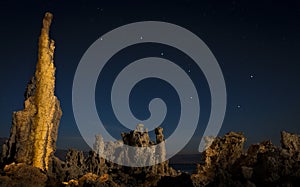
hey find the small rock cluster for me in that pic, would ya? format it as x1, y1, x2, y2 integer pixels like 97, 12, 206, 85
55, 125, 177, 186
93, 125, 175, 175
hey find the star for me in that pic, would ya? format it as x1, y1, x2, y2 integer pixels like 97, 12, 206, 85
188, 69, 191, 73
250, 74, 254, 79
237, 105, 241, 108
161, 52, 164, 56
140, 36, 143, 40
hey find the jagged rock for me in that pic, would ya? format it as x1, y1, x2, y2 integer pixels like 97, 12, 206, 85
85, 150, 108, 176
47, 149, 105, 184
78, 173, 99, 186
63, 149, 86, 181
281, 131, 300, 158
47, 156, 67, 185
250, 132, 300, 186
252, 148, 281, 185
94, 124, 173, 175
1, 12, 62, 171
192, 132, 246, 186
62, 173, 119, 187
191, 131, 300, 186
54, 128, 176, 185
76, 125, 177, 186
204, 132, 246, 169
121, 124, 152, 147
229, 139, 276, 181
155, 127, 166, 172
92, 125, 175, 178
0, 163, 48, 187
155, 127, 164, 144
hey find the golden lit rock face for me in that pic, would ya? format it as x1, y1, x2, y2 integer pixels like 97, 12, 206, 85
32, 12, 57, 171
1, 12, 62, 171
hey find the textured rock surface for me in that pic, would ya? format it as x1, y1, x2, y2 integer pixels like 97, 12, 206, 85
281, 130, 300, 155
49, 125, 177, 186
0, 163, 48, 187
1, 12, 62, 171
3, 127, 300, 186
191, 132, 246, 186
191, 131, 300, 187
20, 125, 176, 186
62, 173, 119, 187
121, 124, 153, 147
93, 125, 158, 167
93, 125, 176, 176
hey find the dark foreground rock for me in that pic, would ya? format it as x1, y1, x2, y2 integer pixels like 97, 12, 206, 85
0, 163, 47, 187
191, 131, 300, 187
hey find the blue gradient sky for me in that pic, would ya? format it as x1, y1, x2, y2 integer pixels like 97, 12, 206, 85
0, 0, 299, 153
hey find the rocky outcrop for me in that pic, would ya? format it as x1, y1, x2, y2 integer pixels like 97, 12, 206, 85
191, 132, 246, 186
121, 124, 154, 147
191, 131, 300, 187
89, 125, 175, 186
62, 173, 119, 187
0, 163, 48, 187
48, 125, 177, 186
281, 130, 300, 155
47, 131, 300, 186
1, 12, 62, 171
94, 125, 176, 176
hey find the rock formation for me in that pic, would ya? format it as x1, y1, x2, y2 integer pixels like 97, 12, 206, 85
118, 125, 176, 179
1, 12, 62, 171
121, 124, 154, 147
0, 163, 48, 187
191, 132, 246, 186
93, 125, 176, 176
2, 11, 300, 187
57, 130, 300, 186
155, 127, 166, 170
50, 125, 177, 186
191, 131, 300, 187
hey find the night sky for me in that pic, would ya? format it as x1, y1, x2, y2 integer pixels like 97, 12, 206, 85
0, 0, 299, 154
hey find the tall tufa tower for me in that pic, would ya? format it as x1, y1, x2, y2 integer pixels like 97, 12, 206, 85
1, 12, 62, 171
